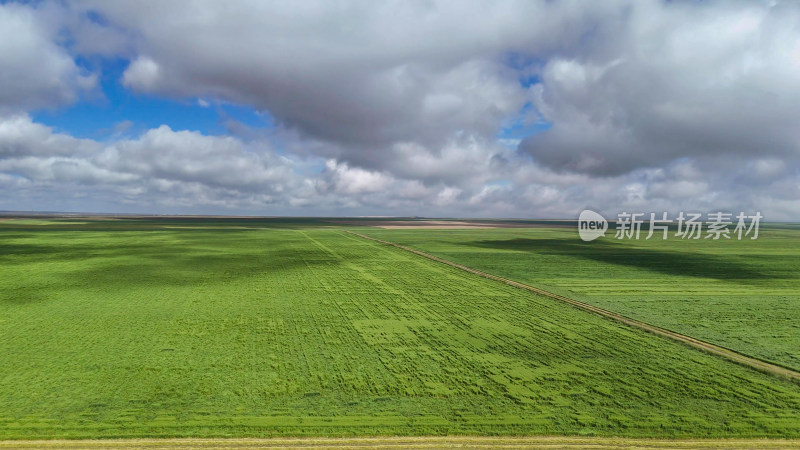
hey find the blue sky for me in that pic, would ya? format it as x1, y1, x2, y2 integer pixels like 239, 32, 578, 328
33, 57, 272, 139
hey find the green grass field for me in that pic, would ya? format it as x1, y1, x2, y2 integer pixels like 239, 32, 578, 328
359, 225, 800, 372
2, 219, 800, 439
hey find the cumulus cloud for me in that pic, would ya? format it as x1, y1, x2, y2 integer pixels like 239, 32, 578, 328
0, 116, 299, 211
318, 160, 393, 195
0, 3, 95, 113
122, 57, 162, 92
66, 0, 620, 160
521, 1, 800, 175
0, 115, 99, 158
2, 1, 800, 219
103, 126, 294, 192
0, 116, 507, 216
2, 113, 799, 219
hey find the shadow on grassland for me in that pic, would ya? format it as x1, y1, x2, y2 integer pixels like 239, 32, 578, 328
72, 249, 340, 286
464, 238, 777, 281
1, 246, 342, 304
0, 230, 317, 263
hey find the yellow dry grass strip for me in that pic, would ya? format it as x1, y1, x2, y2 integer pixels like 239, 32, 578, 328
3, 436, 800, 449
345, 231, 800, 383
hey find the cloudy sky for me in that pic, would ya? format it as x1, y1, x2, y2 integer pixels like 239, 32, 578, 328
1, 0, 799, 219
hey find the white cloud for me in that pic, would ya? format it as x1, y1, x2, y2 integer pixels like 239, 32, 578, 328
319, 160, 393, 195
0, 3, 95, 113
122, 56, 162, 91
0, 116, 300, 212
521, 1, 800, 175
103, 125, 293, 191
2, 1, 800, 219
3, 114, 799, 219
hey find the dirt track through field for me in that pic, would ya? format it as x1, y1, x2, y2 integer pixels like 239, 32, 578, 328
346, 231, 800, 383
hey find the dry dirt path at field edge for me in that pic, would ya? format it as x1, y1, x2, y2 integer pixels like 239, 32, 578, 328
3, 436, 800, 449
345, 231, 800, 383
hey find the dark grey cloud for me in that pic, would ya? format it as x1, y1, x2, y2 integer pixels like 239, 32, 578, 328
67, 0, 624, 172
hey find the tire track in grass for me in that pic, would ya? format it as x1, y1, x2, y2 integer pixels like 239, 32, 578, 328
344, 231, 800, 383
